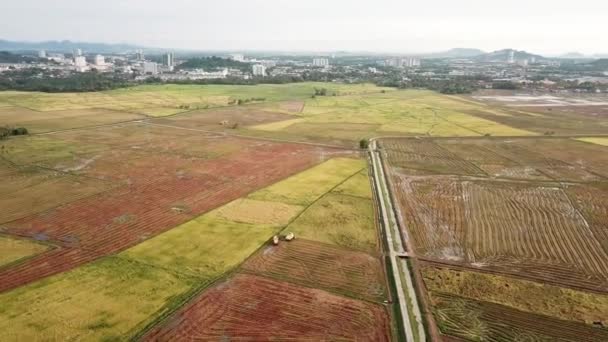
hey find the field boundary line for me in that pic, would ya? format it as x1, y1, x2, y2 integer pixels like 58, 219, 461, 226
279, 166, 368, 236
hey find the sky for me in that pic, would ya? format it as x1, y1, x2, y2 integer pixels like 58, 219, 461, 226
2, 0, 607, 55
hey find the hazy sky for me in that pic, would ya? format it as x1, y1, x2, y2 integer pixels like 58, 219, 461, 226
3, 0, 607, 54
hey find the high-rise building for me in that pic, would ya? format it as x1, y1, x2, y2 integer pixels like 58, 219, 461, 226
313, 58, 329, 67
73, 48, 82, 57
93, 55, 105, 66
230, 53, 245, 62
136, 49, 145, 61
383, 57, 420, 68
508, 50, 515, 64
399, 57, 421, 68
74, 56, 87, 67
38, 50, 46, 58
163, 52, 175, 67
252, 64, 266, 77
143, 62, 159, 75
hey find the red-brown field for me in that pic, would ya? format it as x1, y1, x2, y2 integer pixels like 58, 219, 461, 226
143, 273, 391, 341
242, 238, 387, 302
0, 123, 341, 292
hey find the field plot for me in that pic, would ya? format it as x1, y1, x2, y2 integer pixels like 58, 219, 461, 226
0, 106, 146, 133
119, 157, 365, 278
0, 82, 386, 112
578, 137, 608, 146
0, 167, 114, 224
143, 274, 391, 341
287, 192, 378, 253
422, 267, 608, 325
150, 104, 294, 131
382, 136, 608, 341
464, 92, 608, 135
0, 257, 197, 341
0, 154, 378, 340
243, 90, 534, 146
0, 235, 49, 267
249, 157, 365, 205
389, 174, 608, 290
431, 293, 608, 342
242, 239, 386, 302
120, 215, 278, 278
0, 122, 335, 292
382, 137, 608, 182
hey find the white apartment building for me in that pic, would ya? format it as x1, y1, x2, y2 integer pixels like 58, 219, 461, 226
143, 62, 159, 75
94, 55, 105, 66
313, 58, 329, 67
252, 64, 266, 76
230, 54, 245, 62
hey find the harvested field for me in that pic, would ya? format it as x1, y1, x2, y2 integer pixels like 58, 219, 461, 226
0, 170, 114, 224
150, 105, 294, 131
381, 138, 483, 175
462, 102, 608, 136
242, 239, 387, 302
0, 126, 331, 291
391, 175, 608, 290
432, 293, 608, 342
0, 256, 197, 341
565, 183, 608, 255
0, 106, 147, 133
384, 137, 608, 291
422, 267, 608, 325
143, 274, 391, 341
391, 176, 467, 262
0, 235, 49, 267
0, 83, 388, 113
382, 137, 608, 181
279, 100, 305, 113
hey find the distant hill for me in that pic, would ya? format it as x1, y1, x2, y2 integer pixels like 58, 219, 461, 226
0, 51, 43, 63
558, 52, 589, 59
591, 59, 608, 68
424, 48, 486, 58
473, 49, 545, 62
0, 39, 143, 53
